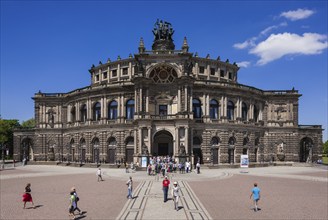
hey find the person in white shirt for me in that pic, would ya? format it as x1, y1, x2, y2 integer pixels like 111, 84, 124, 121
171, 182, 180, 211
126, 176, 133, 199
96, 168, 103, 182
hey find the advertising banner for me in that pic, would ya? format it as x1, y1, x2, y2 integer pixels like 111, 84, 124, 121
141, 156, 147, 167
240, 155, 249, 168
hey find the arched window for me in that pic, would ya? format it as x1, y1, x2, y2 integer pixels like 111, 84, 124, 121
149, 65, 178, 83
70, 106, 76, 123
228, 137, 235, 146
93, 102, 101, 121
193, 98, 202, 119
242, 102, 248, 121
80, 104, 87, 122
126, 99, 134, 120
227, 101, 234, 120
210, 99, 219, 119
254, 105, 258, 122
211, 137, 220, 146
108, 100, 118, 120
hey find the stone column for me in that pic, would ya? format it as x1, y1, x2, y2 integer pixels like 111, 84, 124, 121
185, 86, 188, 113
139, 87, 143, 112
148, 127, 152, 154
146, 88, 149, 113
134, 89, 137, 114
117, 63, 121, 81
195, 62, 199, 78
134, 129, 137, 156
175, 127, 179, 155
76, 102, 80, 122
178, 86, 181, 112
138, 128, 142, 155
128, 62, 132, 80
67, 105, 71, 123
185, 127, 189, 155
189, 87, 193, 115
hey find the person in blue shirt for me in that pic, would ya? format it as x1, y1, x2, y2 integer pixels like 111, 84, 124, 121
250, 183, 261, 211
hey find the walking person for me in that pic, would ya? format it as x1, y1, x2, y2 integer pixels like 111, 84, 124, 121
162, 176, 170, 202
22, 183, 35, 209
250, 183, 261, 212
71, 187, 82, 215
196, 162, 200, 174
68, 190, 77, 219
97, 168, 103, 181
126, 176, 133, 199
171, 181, 180, 211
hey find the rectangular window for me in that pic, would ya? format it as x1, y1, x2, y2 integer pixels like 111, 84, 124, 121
122, 68, 128, 75
112, 69, 117, 77
95, 74, 100, 81
199, 66, 205, 74
159, 105, 168, 116
220, 70, 225, 77
103, 71, 108, 79
229, 72, 233, 79
210, 68, 215, 75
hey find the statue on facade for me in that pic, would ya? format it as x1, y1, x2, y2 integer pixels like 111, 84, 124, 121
179, 144, 186, 155
152, 19, 175, 51
276, 142, 285, 161
153, 19, 174, 41
134, 60, 144, 75
183, 61, 193, 76
142, 143, 149, 155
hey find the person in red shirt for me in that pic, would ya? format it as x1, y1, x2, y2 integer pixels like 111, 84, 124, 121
162, 176, 170, 202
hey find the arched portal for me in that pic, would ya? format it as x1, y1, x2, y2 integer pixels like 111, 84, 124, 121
153, 130, 173, 156
21, 138, 33, 161
92, 138, 100, 163
300, 137, 313, 162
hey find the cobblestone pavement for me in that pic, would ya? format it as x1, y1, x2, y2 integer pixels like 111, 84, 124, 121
0, 164, 327, 219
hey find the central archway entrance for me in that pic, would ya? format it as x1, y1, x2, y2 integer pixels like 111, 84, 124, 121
153, 130, 173, 156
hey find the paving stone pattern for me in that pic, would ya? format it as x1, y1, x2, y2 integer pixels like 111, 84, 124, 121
0, 165, 327, 220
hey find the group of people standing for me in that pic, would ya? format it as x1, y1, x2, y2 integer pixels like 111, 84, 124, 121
145, 156, 201, 177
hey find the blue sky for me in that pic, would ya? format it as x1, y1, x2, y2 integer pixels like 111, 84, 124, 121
1, 1, 327, 141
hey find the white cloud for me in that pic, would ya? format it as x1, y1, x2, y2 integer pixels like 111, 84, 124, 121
260, 22, 288, 36
234, 22, 287, 50
250, 32, 328, 65
280, 9, 315, 21
233, 39, 255, 49
236, 61, 251, 68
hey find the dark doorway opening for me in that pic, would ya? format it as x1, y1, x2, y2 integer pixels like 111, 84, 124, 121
193, 148, 203, 164
107, 148, 116, 164
126, 149, 134, 163
158, 143, 169, 156
212, 148, 218, 164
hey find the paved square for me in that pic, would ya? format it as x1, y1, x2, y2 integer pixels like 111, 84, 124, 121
1, 164, 327, 219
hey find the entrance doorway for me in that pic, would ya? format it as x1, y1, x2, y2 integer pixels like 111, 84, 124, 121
300, 137, 313, 162
158, 143, 169, 155
107, 148, 116, 164
212, 148, 218, 164
193, 148, 203, 164
153, 130, 173, 156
